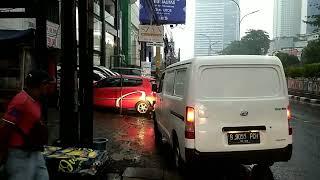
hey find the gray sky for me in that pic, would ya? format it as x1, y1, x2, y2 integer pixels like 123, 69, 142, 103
170, 0, 274, 60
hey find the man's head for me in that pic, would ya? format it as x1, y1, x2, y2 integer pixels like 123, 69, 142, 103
25, 70, 54, 96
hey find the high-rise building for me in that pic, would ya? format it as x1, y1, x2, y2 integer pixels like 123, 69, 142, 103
303, 0, 320, 34
273, 0, 302, 38
194, 0, 239, 56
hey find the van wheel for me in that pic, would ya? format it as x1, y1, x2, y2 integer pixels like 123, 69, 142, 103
251, 164, 273, 180
173, 136, 185, 172
153, 114, 162, 146
136, 101, 150, 114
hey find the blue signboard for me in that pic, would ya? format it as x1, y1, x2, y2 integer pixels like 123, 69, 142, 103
139, 0, 186, 24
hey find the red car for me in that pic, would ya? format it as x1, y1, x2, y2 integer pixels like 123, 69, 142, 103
93, 75, 156, 114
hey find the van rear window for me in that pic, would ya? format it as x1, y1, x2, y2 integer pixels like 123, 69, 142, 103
198, 67, 282, 98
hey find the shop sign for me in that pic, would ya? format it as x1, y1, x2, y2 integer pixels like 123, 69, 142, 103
139, 25, 164, 43
47, 21, 61, 49
139, 0, 186, 24
141, 61, 152, 77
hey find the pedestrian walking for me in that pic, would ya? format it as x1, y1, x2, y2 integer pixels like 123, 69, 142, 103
0, 69, 53, 180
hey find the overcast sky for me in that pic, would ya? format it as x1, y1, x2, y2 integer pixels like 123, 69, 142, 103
170, 0, 274, 60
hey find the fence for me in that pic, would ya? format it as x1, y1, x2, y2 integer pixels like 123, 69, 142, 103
287, 78, 320, 98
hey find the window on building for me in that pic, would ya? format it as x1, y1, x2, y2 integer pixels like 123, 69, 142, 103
94, 18, 102, 51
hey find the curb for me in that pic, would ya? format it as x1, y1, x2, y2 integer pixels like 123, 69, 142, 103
289, 95, 320, 104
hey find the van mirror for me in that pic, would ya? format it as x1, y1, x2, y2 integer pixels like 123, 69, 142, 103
152, 83, 158, 92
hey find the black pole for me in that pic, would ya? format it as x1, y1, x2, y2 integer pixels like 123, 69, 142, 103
115, 0, 120, 56
100, 0, 106, 66
60, 0, 79, 146
35, 0, 47, 70
78, 0, 94, 147
35, 0, 48, 124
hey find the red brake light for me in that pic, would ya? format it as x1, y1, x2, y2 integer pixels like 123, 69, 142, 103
288, 106, 292, 135
287, 107, 291, 120
185, 107, 195, 139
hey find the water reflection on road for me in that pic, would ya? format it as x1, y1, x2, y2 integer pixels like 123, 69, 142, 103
94, 109, 275, 180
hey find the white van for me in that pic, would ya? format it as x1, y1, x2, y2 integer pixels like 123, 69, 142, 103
154, 55, 292, 168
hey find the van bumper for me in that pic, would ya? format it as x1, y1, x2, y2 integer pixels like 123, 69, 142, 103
185, 144, 292, 164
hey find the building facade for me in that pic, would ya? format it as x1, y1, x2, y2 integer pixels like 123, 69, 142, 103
131, 2, 140, 67
194, 0, 238, 56
273, 0, 302, 38
301, 0, 320, 35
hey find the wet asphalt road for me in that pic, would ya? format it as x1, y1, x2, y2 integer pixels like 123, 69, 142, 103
93, 100, 320, 180
271, 101, 320, 180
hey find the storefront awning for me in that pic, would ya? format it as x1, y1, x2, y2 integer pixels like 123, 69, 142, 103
0, 29, 34, 45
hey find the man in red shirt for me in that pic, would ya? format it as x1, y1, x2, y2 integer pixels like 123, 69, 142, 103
1, 70, 53, 180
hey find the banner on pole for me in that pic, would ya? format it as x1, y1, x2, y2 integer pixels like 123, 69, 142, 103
139, 0, 186, 24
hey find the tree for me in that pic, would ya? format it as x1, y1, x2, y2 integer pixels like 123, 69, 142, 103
301, 39, 320, 64
221, 41, 251, 55
275, 52, 300, 68
221, 29, 270, 55
241, 29, 270, 55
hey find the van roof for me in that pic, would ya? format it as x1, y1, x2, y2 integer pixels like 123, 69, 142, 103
166, 55, 282, 69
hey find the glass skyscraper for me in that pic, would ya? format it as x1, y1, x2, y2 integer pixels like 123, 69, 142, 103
273, 0, 302, 38
194, 0, 239, 56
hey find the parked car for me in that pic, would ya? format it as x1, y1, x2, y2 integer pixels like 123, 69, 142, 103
93, 75, 156, 114
154, 55, 292, 169
93, 66, 117, 77
93, 70, 107, 83
57, 67, 107, 90
111, 67, 142, 76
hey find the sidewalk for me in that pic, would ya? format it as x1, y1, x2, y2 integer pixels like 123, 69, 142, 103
289, 95, 320, 104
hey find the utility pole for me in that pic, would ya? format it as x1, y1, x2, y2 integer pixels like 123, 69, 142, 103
35, 0, 48, 124
60, 0, 79, 146
120, 0, 131, 66
78, 0, 94, 147
35, 0, 47, 69
230, 0, 260, 40
100, 0, 106, 66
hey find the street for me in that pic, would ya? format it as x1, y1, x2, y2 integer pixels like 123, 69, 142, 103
271, 101, 320, 180
93, 100, 320, 180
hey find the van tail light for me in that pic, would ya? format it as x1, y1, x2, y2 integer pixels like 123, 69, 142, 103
185, 107, 195, 139
287, 106, 292, 135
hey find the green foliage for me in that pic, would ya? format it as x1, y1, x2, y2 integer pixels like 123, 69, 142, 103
304, 4, 320, 32
286, 67, 304, 78
241, 29, 270, 55
304, 63, 320, 78
286, 63, 320, 78
275, 52, 300, 68
301, 39, 320, 64
221, 29, 270, 55
220, 41, 250, 55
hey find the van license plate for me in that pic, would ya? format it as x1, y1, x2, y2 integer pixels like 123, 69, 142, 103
227, 132, 260, 145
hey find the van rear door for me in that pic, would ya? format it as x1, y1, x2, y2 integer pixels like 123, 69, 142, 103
194, 65, 290, 152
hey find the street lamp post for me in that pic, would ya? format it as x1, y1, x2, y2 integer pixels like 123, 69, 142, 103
230, 0, 260, 39
199, 34, 218, 56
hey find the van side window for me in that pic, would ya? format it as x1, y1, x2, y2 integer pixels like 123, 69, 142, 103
164, 71, 175, 96
174, 69, 186, 97
158, 73, 165, 93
